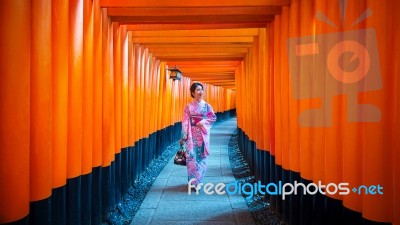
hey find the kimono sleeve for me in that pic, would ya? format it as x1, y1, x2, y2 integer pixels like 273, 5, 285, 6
199, 103, 217, 128
181, 105, 190, 140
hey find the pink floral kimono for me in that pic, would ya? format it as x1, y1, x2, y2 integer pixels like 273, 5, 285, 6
181, 99, 217, 186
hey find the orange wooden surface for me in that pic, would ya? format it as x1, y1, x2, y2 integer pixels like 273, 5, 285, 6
121, 25, 129, 148
93, 0, 103, 167
0, 0, 237, 223
109, 19, 115, 162
256, 30, 264, 150
154, 57, 159, 131
159, 62, 167, 129
142, 48, 150, 138
233, 0, 399, 222
139, 47, 146, 138
297, 0, 313, 181
126, 23, 272, 31
279, 6, 290, 171
393, 3, 400, 224
267, 0, 398, 223
148, 57, 157, 136
30, 0, 52, 201
0, 1, 31, 223
67, 0, 83, 179
82, 0, 94, 175
108, 6, 281, 17
133, 44, 141, 141
254, 37, 261, 147
287, 0, 300, 173
99, 0, 290, 8
359, 0, 396, 220
102, 8, 112, 167
268, 25, 274, 155
113, 22, 122, 154
52, 0, 69, 188
128, 32, 135, 146
265, 27, 272, 151
272, 14, 281, 162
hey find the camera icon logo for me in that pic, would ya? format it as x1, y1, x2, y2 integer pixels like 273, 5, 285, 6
287, 21, 382, 127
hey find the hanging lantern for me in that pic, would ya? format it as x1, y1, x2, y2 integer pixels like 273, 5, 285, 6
168, 66, 182, 81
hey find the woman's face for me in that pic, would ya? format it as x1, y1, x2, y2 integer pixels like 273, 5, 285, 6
192, 85, 204, 100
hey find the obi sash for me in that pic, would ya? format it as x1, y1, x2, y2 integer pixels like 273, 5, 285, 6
190, 115, 203, 126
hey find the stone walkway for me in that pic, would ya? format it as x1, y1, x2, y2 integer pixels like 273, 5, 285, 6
130, 117, 256, 225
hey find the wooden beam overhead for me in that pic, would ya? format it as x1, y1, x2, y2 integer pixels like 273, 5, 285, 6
112, 15, 274, 24
178, 67, 236, 73
186, 71, 235, 74
185, 74, 235, 78
132, 36, 253, 44
186, 78, 235, 82
166, 61, 240, 66
213, 85, 236, 89
98, 1, 283, 90
159, 57, 244, 61
204, 82, 233, 84
146, 47, 249, 54
185, 72, 234, 75
126, 23, 269, 30
107, 7, 281, 17
202, 79, 235, 84
100, 0, 290, 7
144, 43, 253, 48
189, 79, 235, 83
188, 75, 235, 78
131, 28, 259, 37
152, 52, 246, 57
194, 82, 235, 87
213, 83, 236, 85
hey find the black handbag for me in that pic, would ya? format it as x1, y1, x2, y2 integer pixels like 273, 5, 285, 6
174, 144, 186, 166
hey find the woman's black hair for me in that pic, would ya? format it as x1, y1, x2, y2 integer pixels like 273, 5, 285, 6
190, 82, 203, 98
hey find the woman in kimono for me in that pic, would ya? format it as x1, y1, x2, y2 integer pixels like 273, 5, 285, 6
179, 82, 217, 189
